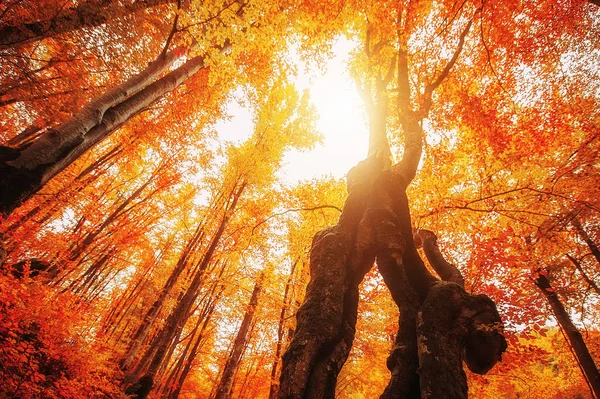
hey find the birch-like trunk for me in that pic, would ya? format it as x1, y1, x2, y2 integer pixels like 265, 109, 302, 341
0, 49, 219, 216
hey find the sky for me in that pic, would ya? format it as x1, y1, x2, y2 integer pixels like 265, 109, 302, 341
215, 37, 369, 184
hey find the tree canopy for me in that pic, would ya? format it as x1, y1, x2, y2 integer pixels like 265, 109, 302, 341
0, 0, 599, 398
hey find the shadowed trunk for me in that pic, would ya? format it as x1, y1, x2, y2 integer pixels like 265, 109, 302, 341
124, 182, 245, 397
279, 9, 502, 397
572, 218, 600, 266
535, 270, 600, 398
214, 272, 264, 399
269, 259, 298, 399
277, 154, 382, 399
120, 223, 204, 370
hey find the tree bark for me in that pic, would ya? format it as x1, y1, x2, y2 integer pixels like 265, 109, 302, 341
535, 271, 600, 398
168, 290, 219, 399
416, 229, 464, 287
120, 223, 204, 370
416, 282, 506, 399
0, 49, 177, 215
214, 273, 264, 399
0, 0, 177, 47
269, 259, 298, 399
277, 155, 382, 399
566, 254, 600, 295
124, 182, 245, 396
0, 46, 221, 216
279, 11, 502, 397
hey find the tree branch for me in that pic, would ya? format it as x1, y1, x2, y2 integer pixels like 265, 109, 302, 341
420, 18, 473, 117
416, 229, 464, 286
566, 254, 600, 296
250, 205, 342, 236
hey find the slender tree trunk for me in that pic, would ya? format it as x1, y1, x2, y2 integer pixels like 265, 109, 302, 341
214, 273, 264, 399
0, 0, 177, 47
268, 260, 298, 399
120, 223, 204, 369
166, 290, 220, 398
572, 218, 600, 266
125, 182, 246, 397
566, 254, 600, 295
535, 271, 600, 398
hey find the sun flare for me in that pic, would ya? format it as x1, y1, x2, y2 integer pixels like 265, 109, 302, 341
280, 38, 369, 183
215, 38, 369, 185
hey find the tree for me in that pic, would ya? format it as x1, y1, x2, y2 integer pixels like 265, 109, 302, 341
1, 0, 600, 397
534, 269, 600, 398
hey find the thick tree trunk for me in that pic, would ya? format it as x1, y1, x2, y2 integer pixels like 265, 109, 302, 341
0, 0, 177, 47
278, 155, 383, 399
214, 273, 264, 399
280, 19, 503, 396
279, 157, 507, 398
535, 271, 600, 398
416, 282, 506, 399
0, 47, 217, 216
377, 260, 420, 399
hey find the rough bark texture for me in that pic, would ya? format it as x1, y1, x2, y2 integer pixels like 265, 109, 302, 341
416, 229, 464, 287
0, 0, 177, 47
277, 156, 382, 399
417, 282, 506, 399
279, 17, 503, 396
278, 155, 507, 398
535, 271, 600, 398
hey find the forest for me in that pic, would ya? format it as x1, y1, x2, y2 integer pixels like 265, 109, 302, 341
0, 0, 599, 398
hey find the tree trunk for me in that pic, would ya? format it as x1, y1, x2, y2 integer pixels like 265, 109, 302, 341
167, 289, 220, 399
0, 0, 177, 47
279, 15, 502, 397
535, 271, 600, 398
268, 259, 298, 399
572, 218, 600, 266
124, 182, 245, 396
120, 223, 204, 370
566, 254, 600, 295
0, 46, 218, 216
278, 157, 506, 399
214, 273, 264, 399
278, 155, 382, 399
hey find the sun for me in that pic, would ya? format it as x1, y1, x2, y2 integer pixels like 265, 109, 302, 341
279, 37, 369, 184
214, 37, 369, 184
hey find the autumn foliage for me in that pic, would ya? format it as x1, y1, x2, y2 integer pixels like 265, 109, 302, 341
1, 0, 600, 398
